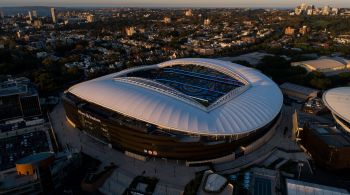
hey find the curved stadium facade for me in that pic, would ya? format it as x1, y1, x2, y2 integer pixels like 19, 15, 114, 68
323, 87, 350, 133
63, 58, 283, 161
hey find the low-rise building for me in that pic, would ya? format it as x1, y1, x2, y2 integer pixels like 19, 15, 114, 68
280, 82, 319, 102
0, 77, 41, 121
323, 87, 350, 133
291, 57, 350, 76
286, 179, 349, 195
285, 27, 296, 36
299, 123, 350, 170
0, 152, 81, 194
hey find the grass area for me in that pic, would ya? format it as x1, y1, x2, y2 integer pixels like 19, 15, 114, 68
183, 171, 205, 195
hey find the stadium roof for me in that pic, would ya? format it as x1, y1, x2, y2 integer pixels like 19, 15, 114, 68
68, 58, 283, 136
292, 57, 349, 71
286, 179, 349, 195
323, 87, 350, 124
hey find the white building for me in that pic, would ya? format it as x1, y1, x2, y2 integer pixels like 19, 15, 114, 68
291, 57, 350, 76
51, 8, 56, 23
323, 87, 350, 134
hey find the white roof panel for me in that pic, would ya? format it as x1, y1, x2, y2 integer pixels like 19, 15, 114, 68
68, 58, 283, 136
286, 179, 349, 195
297, 57, 348, 70
323, 87, 350, 123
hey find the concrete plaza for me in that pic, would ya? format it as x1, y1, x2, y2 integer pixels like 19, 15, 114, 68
50, 99, 308, 194
50, 101, 208, 194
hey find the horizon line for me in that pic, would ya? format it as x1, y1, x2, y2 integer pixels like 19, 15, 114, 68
1, 4, 349, 9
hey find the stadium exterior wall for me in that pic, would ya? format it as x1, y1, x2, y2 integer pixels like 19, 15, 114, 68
63, 93, 281, 161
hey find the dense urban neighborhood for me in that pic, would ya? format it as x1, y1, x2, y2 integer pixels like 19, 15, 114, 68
0, 3, 350, 195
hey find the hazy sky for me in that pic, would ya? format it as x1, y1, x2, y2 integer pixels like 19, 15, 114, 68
0, 0, 349, 8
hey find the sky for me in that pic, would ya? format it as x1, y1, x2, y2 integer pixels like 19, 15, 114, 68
0, 0, 349, 8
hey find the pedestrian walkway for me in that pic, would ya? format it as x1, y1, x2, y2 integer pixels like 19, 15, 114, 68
50, 100, 208, 194
214, 106, 309, 174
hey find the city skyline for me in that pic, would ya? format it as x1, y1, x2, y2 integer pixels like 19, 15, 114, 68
0, 0, 349, 8
0, 3, 350, 194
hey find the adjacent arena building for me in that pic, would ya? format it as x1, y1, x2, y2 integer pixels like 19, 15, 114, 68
323, 87, 350, 133
296, 87, 350, 170
63, 58, 283, 161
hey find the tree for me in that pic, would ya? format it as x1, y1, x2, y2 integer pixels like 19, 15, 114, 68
305, 71, 332, 89
34, 71, 57, 94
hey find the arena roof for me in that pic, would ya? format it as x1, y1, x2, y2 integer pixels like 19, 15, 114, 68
68, 58, 283, 136
292, 57, 350, 71
286, 179, 349, 195
323, 87, 350, 124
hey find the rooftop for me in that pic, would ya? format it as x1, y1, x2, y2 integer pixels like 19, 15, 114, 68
68, 58, 283, 136
292, 57, 350, 70
323, 87, 350, 124
280, 82, 319, 96
310, 124, 350, 148
0, 77, 37, 97
16, 152, 54, 165
286, 178, 349, 195
0, 131, 51, 171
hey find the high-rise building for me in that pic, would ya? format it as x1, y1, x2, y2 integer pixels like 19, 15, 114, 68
32, 10, 38, 18
51, 8, 56, 23
0, 10, 4, 19
28, 11, 32, 21
322, 5, 331, 15
300, 3, 308, 10
331, 7, 339, 15
307, 9, 313, 15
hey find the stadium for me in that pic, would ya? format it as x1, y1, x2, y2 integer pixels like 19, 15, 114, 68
323, 87, 350, 133
63, 58, 283, 161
